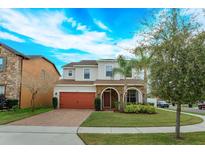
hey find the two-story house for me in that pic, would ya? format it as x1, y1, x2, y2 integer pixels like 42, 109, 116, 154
54, 59, 144, 109
0, 43, 60, 108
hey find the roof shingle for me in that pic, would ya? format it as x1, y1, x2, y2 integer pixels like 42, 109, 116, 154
63, 60, 97, 67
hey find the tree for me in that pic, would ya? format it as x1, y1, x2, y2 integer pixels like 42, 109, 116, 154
22, 70, 57, 111
131, 45, 155, 103
113, 55, 132, 111
149, 9, 205, 138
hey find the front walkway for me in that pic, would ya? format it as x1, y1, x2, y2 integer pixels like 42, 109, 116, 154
78, 109, 205, 134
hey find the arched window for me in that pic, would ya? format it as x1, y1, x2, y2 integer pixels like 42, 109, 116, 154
126, 89, 139, 103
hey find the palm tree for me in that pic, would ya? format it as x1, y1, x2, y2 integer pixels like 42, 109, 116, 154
131, 45, 154, 103
113, 55, 132, 111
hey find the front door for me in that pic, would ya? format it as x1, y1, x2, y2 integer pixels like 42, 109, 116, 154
103, 92, 110, 108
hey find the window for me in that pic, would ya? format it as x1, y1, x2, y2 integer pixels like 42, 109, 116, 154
106, 65, 113, 77
0, 85, 5, 95
40, 69, 46, 80
0, 57, 5, 72
127, 90, 138, 103
84, 69, 90, 79
68, 70, 72, 76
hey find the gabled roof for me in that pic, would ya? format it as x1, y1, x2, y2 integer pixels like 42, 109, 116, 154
0, 42, 61, 76
0, 42, 29, 59
63, 60, 97, 67
56, 79, 94, 85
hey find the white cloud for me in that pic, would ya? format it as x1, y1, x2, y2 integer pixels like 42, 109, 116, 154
66, 17, 77, 27
66, 17, 88, 31
182, 8, 205, 31
0, 9, 118, 58
0, 31, 25, 42
76, 23, 88, 31
53, 52, 98, 63
93, 18, 111, 32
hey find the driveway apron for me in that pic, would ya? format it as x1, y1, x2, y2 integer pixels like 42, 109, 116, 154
0, 109, 93, 145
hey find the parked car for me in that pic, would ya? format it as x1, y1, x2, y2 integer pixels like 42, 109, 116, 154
0, 95, 8, 110
198, 101, 205, 110
157, 101, 169, 108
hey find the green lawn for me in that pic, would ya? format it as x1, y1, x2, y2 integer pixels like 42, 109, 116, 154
81, 109, 202, 127
0, 108, 52, 125
79, 132, 205, 145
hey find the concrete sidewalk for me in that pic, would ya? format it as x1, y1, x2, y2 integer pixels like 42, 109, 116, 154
78, 109, 205, 134
0, 109, 204, 144
0, 126, 84, 145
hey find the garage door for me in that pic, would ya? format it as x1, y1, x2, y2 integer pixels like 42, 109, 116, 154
60, 92, 95, 109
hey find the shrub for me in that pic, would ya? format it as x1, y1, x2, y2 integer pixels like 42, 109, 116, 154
7, 99, 18, 109
147, 102, 155, 106
124, 104, 156, 114
127, 102, 136, 105
146, 106, 157, 114
12, 105, 19, 111
114, 101, 120, 111
52, 97, 58, 109
94, 97, 101, 111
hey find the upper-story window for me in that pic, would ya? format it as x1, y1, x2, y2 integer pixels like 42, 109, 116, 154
0, 85, 5, 95
68, 70, 72, 76
40, 69, 46, 80
106, 65, 113, 77
84, 69, 90, 79
0, 57, 6, 72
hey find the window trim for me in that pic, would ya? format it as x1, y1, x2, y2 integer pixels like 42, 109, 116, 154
126, 89, 138, 103
106, 65, 113, 77
0, 57, 6, 72
84, 68, 90, 79
68, 70, 73, 77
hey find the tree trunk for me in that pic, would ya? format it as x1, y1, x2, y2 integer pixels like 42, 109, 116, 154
31, 91, 37, 112
143, 67, 148, 103
176, 102, 181, 139
121, 77, 127, 112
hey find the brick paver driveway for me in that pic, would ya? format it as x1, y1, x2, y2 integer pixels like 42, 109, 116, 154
9, 109, 93, 127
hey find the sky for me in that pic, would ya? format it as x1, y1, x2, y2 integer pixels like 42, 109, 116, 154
0, 8, 204, 73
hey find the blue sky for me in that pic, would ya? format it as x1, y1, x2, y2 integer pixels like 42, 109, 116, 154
0, 8, 204, 73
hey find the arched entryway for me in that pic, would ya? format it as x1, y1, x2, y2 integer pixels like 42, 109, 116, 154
123, 87, 143, 103
100, 87, 120, 109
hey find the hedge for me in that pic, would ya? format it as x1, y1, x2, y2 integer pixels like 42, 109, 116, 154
124, 104, 157, 114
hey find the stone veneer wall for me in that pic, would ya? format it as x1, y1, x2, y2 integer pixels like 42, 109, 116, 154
96, 85, 145, 103
0, 46, 22, 100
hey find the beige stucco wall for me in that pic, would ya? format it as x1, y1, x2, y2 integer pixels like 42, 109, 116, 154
20, 58, 60, 108
62, 68, 75, 80
75, 66, 98, 81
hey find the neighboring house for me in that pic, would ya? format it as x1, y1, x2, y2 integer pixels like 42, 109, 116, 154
54, 59, 144, 109
0, 43, 60, 108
